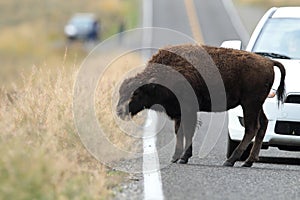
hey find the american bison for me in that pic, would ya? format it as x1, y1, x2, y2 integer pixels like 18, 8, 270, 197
117, 44, 285, 167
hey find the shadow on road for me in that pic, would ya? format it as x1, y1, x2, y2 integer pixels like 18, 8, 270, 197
258, 156, 300, 165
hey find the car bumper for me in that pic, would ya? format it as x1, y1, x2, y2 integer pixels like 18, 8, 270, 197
228, 100, 300, 148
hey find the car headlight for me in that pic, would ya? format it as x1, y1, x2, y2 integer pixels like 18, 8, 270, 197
64, 25, 77, 36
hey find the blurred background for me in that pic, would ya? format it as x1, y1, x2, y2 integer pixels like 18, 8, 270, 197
1, 0, 298, 88
0, 0, 139, 87
0, 0, 299, 199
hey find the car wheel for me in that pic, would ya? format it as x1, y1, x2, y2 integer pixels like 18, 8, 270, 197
226, 134, 252, 161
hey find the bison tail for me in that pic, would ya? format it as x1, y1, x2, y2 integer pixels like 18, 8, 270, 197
273, 60, 286, 104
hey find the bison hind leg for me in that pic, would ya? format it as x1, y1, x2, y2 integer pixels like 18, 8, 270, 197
224, 104, 262, 167
242, 109, 268, 167
241, 161, 253, 167
178, 159, 188, 164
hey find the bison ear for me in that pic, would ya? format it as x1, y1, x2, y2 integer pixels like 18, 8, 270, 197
148, 77, 156, 84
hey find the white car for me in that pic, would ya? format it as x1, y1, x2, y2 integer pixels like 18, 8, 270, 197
222, 7, 300, 160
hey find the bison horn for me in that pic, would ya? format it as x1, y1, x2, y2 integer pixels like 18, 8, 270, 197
148, 77, 156, 84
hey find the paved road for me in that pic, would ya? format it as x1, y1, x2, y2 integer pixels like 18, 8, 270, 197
152, 0, 248, 45
114, 1, 300, 199
194, 0, 243, 45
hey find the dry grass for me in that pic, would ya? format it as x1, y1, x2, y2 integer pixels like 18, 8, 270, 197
0, 0, 139, 200
0, 66, 108, 199
0, 49, 144, 199
0, 0, 165, 199
95, 52, 146, 154
0, 0, 140, 198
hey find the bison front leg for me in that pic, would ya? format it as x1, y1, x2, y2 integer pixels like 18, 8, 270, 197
171, 118, 184, 163
178, 112, 197, 164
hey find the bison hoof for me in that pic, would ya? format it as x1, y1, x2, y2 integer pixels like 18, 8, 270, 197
223, 160, 234, 167
241, 162, 253, 167
178, 158, 188, 164
171, 158, 179, 163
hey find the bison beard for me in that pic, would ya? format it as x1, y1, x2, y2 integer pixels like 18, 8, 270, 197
117, 44, 285, 167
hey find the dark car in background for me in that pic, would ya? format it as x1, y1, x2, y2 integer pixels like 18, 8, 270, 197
64, 13, 100, 42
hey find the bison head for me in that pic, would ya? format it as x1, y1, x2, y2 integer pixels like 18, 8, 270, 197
116, 77, 158, 120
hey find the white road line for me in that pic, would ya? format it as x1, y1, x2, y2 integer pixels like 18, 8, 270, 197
221, 0, 250, 45
142, 0, 164, 200
142, 0, 153, 28
142, 0, 153, 51
143, 111, 164, 200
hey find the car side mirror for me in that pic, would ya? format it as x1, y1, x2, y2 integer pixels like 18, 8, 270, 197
221, 40, 242, 50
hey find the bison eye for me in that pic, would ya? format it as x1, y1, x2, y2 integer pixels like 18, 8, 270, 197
132, 88, 142, 96
133, 90, 138, 96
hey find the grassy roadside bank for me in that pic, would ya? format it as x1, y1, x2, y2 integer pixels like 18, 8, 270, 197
0, 0, 140, 199
0, 66, 110, 199
0, 51, 144, 199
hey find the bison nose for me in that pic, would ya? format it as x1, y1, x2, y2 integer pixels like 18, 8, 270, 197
117, 107, 123, 117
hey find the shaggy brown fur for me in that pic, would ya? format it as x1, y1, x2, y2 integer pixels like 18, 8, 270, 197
117, 44, 285, 167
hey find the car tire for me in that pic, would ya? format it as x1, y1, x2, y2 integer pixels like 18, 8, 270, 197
226, 134, 252, 161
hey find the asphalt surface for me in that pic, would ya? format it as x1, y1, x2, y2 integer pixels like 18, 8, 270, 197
114, 1, 300, 199
194, 0, 242, 45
